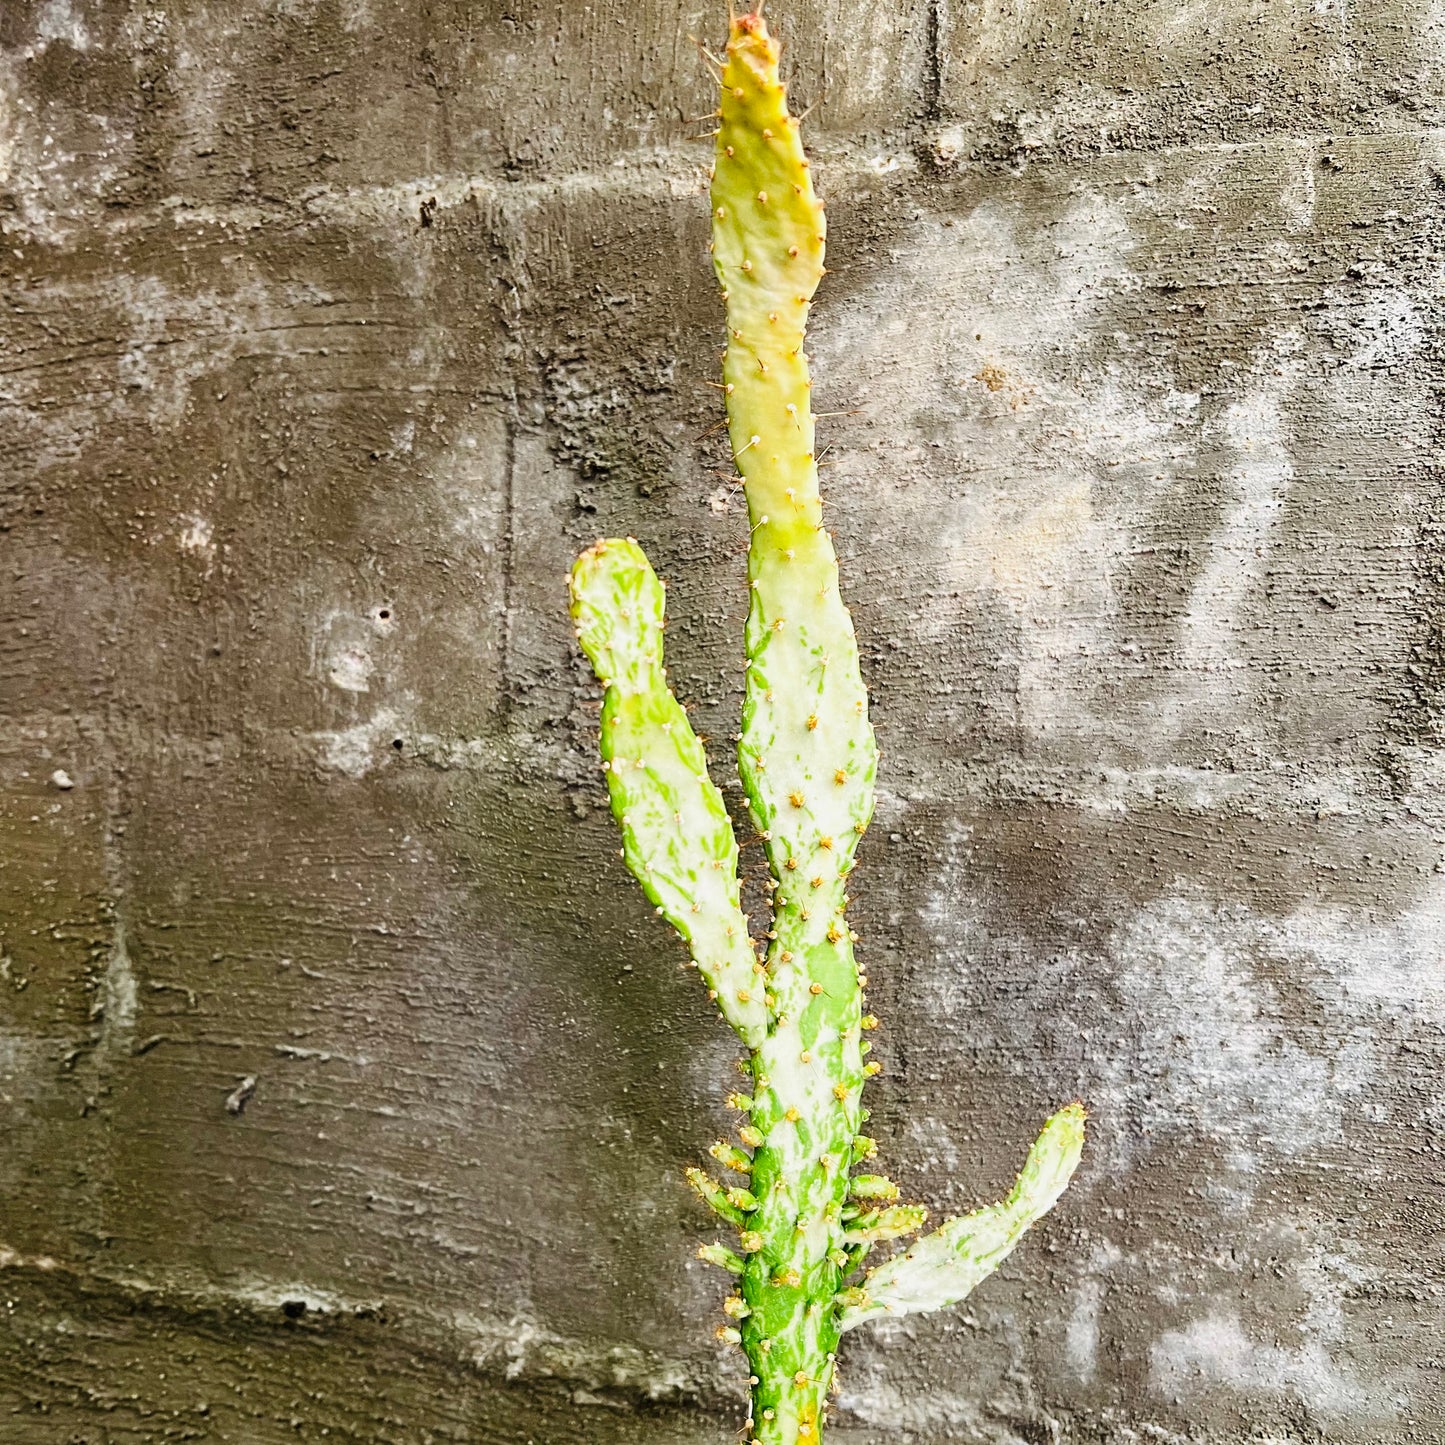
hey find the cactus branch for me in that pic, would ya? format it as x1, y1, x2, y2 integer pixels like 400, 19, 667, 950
700, 1241, 747, 1274
838, 1102, 1086, 1331
567, 12, 1084, 1444
570, 538, 768, 1049
688, 1167, 751, 1227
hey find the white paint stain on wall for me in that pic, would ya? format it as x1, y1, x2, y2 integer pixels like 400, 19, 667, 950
914, 811, 1429, 1189
1098, 891, 1378, 1176
1065, 1276, 1103, 1381
36, 0, 91, 52
817, 170, 1427, 785
1065, 1240, 1121, 1382
314, 707, 403, 778
817, 190, 1186, 754
1279, 142, 1317, 232
1155, 377, 1295, 746
1153, 1313, 1364, 1412
178, 516, 216, 562
327, 647, 374, 694
313, 609, 393, 694
1285, 880, 1445, 1021
1337, 291, 1425, 372
97, 923, 137, 1061
1149, 1239, 1391, 1424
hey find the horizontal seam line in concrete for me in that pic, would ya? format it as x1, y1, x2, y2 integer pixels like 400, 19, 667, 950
2, 713, 1433, 825
17, 123, 1445, 248
0, 1246, 721, 1404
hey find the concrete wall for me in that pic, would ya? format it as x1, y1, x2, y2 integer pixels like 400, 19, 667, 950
2, 1, 1441, 1440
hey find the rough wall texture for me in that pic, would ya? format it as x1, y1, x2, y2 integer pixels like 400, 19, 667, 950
1, 1, 1442, 1441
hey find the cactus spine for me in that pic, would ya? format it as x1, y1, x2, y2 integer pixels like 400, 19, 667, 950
569, 13, 1085, 1442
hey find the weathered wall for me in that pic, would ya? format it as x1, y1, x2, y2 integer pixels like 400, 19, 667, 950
2, 1, 1441, 1440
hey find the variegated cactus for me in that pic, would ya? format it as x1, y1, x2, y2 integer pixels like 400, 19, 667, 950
568, 12, 1085, 1443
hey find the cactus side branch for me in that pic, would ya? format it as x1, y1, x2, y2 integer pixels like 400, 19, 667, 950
570, 539, 768, 1048
837, 1102, 1086, 1332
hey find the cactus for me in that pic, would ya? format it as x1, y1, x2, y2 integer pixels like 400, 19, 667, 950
568, 12, 1085, 1443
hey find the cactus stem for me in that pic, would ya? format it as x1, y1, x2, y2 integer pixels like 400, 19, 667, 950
568, 10, 1084, 1442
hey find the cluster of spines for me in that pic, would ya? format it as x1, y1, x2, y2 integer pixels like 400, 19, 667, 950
568, 12, 1084, 1445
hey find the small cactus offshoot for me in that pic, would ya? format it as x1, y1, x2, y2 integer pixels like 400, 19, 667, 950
569, 12, 1085, 1443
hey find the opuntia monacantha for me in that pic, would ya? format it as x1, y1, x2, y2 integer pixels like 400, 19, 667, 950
569, 12, 1085, 1443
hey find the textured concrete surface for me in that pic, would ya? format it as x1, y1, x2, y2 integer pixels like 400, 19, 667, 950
2, 1, 1443, 1441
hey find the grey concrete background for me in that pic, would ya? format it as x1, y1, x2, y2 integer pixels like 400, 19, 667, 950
1, 0, 1442, 1440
